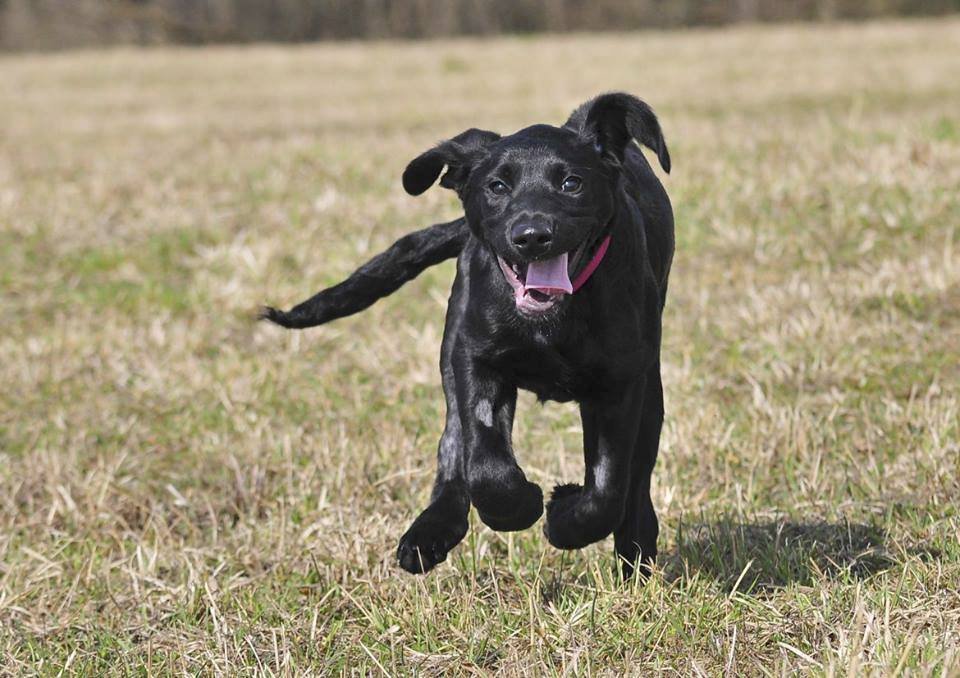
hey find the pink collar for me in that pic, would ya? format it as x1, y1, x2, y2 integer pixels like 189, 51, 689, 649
571, 235, 612, 292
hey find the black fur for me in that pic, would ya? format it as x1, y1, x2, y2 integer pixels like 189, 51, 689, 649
262, 92, 673, 579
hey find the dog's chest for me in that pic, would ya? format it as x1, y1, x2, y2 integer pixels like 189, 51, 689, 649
493, 335, 618, 402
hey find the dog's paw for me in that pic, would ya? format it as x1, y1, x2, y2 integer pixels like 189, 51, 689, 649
475, 479, 543, 532
397, 509, 468, 575
545, 483, 618, 550
548, 483, 582, 505
543, 483, 583, 549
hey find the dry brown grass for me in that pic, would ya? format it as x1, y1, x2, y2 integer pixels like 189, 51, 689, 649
1, 18, 959, 675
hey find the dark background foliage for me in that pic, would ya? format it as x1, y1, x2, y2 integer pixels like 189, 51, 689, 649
2, 0, 959, 51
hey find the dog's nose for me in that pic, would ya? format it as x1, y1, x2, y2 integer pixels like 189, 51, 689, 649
510, 222, 554, 258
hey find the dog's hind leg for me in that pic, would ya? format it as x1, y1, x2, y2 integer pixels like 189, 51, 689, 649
613, 362, 663, 580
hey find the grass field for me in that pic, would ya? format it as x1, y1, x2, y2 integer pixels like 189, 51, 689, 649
2, 17, 959, 675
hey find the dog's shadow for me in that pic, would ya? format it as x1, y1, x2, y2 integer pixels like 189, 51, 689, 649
661, 519, 938, 593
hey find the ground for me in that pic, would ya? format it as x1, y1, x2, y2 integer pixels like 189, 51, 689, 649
1, 18, 959, 676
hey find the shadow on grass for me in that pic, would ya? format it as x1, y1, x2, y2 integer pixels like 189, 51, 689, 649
662, 519, 939, 593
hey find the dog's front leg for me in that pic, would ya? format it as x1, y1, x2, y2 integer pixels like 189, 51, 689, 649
397, 291, 474, 574
396, 378, 471, 574
456, 355, 544, 532
545, 379, 645, 551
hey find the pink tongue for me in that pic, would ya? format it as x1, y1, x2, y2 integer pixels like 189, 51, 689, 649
524, 252, 572, 295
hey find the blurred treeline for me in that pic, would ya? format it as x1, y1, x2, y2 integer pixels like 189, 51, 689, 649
2, 0, 958, 51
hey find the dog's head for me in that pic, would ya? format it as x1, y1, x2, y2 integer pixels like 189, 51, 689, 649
402, 93, 670, 316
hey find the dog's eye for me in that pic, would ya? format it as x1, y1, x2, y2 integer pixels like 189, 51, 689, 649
560, 176, 582, 193
488, 180, 510, 196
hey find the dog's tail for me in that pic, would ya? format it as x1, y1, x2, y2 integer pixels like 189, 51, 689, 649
260, 218, 468, 329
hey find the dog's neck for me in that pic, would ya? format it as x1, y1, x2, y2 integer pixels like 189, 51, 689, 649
571, 234, 612, 293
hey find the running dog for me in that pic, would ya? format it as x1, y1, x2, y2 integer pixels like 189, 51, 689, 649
262, 92, 673, 578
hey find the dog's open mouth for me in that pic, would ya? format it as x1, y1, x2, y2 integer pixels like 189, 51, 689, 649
496, 238, 593, 316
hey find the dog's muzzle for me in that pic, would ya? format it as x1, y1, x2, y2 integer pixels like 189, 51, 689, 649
496, 234, 611, 316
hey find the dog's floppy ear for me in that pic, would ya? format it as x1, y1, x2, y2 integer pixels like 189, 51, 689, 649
402, 128, 500, 196
568, 93, 671, 173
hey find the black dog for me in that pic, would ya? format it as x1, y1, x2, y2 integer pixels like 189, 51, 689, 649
262, 92, 673, 578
